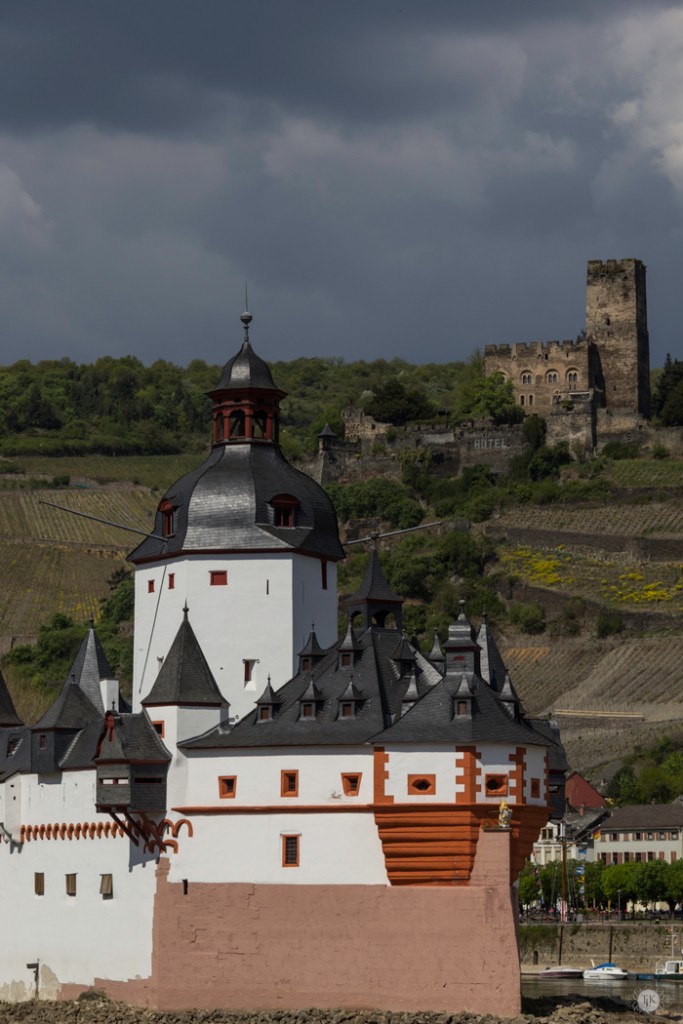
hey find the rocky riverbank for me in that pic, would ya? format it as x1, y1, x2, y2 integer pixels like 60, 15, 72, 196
0, 994, 671, 1024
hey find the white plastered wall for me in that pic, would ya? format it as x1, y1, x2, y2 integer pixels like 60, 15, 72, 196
133, 553, 338, 720
384, 742, 549, 805
0, 770, 156, 999
165, 746, 387, 885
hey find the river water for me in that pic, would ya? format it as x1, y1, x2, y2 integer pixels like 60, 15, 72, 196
522, 975, 683, 1010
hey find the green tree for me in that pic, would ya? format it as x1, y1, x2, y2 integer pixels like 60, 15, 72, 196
600, 863, 639, 914
583, 860, 605, 909
666, 859, 683, 914
635, 860, 669, 912
365, 379, 434, 425
518, 861, 541, 912
465, 373, 524, 426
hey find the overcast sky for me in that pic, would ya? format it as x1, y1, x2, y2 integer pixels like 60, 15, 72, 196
1, 1, 683, 370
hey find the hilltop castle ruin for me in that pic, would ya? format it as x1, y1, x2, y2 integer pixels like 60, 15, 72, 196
484, 258, 651, 448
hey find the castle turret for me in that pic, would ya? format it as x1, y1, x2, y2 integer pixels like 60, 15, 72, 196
129, 311, 344, 718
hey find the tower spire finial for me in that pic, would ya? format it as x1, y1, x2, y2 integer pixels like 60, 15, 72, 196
240, 285, 252, 344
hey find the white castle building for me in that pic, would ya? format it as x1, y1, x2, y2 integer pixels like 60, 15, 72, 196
0, 314, 565, 1016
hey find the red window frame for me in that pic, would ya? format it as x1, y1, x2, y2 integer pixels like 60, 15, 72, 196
210, 570, 228, 586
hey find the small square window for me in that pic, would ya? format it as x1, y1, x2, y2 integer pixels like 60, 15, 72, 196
342, 773, 361, 796
456, 700, 468, 716
100, 873, 113, 899
148, 580, 155, 594
243, 659, 256, 683
258, 706, 271, 721
39, 734, 47, 751
301, 703, 314, 718
210, 570, 228, 586
530, 778, 540, 798
168, 573, 175, 590
341, 653, 351, 668
34, 872, 45, 896
340, 702, 353, 718
219, 776, 236, 799
281, 770, 298, 797
65, 873, 77, 897
151, 720, 165, 738
282, 834, 300, 866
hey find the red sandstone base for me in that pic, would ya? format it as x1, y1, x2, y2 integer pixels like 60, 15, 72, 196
63, 830, 521, 1017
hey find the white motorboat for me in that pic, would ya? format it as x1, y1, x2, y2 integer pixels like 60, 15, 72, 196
583, 962, 628, 981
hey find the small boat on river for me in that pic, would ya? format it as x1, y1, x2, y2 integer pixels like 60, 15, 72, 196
654, 958, 683, 980
583, 962, 628, 981
539, 966, 584, 979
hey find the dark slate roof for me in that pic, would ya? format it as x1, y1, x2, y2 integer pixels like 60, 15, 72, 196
180, 626, 442, 750
427, 630, 445, 666
212, 317, 280, 392
0, 668, 22, 727
476, 616, 509, 694
65, 623, 114, 713
129, 442, 344, 563
531, 718, 569, 773
318, 423, 337, 438
372, 667, 552, 748
59, 720, 105, 770
343, 547, 403, 606
143, 609, 227, 707
603, 804, 683, 831
298, 627, 325, 660
33, 682, 102, 731
95, 712, 171, 764
0, 726, 31, 780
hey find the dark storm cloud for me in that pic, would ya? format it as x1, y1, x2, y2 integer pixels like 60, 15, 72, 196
0, 0, 682, 368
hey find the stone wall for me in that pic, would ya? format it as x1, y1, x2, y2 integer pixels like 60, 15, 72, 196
484, 340, 590, 419
586, 259, 649, 417
64, 832, 525, 1018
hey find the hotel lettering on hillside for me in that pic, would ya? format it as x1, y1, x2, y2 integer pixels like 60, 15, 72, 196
0, 313, 566, 1016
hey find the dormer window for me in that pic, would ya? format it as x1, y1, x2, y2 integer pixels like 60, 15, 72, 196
159, 500, 175, 538
300, 702, 314, 719
301, 657, 311, 672
270, 494, 300, 528
340, 702, 354, 719
340, 653, 352, 668
258, 706, 272, 722
456, 700, 468, 717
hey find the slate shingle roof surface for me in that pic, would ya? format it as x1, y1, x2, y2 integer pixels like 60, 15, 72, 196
66, 625, 114, 713
603, 804, 683, 830
344, 548, 403, 605
0, 726, 31, 780
96, 713, 171, 764
214, 338, 279, 392
129, 443, 344, 563
179, 623, 545, 752
33, 682, 102, 731
143, 611, 227, 707
0, 668, 22, 726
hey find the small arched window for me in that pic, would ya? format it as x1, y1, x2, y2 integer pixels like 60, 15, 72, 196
546, 371, 559, 384
521, 372, 532, 385
528, 394, 534, 406
567, 370, 579, 383
270, 494, 300, 528
520, 395, 525, 406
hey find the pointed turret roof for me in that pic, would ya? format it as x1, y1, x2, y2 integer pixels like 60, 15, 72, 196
339, 618, 362, 654
65, 619, 114, 713
317, 423, 337, 439
427, 630, 445, 669
0, 667, 21, 727
142, 607, 227, 707
213, 312, 280, 392
342, 543, 403, 629
391, 632, 415, 666
476, 613, 508, 694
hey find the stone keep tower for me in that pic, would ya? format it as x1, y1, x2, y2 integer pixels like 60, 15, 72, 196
585, 258, 650, 417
